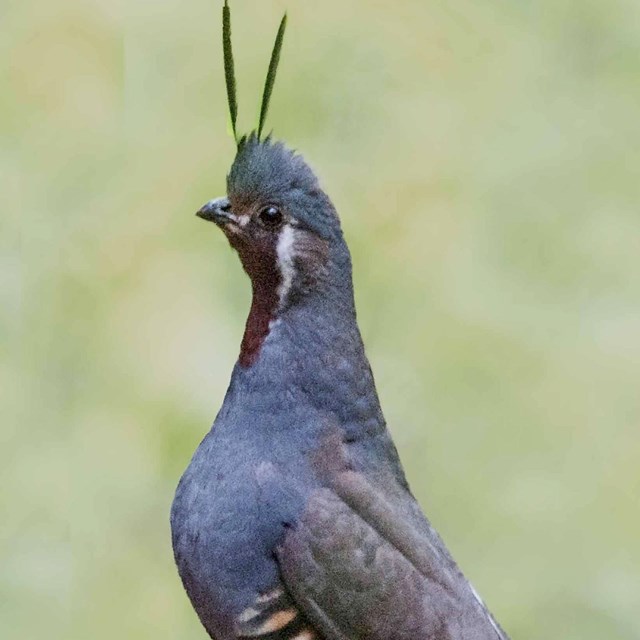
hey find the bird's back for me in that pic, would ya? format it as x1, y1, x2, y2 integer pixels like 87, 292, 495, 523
172, 350, 507, 640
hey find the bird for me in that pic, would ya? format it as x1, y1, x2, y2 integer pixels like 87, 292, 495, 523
171, 3, 510, 640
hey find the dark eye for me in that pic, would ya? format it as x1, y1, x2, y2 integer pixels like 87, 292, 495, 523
258, 205, 283, 228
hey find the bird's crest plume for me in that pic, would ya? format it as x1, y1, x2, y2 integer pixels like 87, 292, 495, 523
222, 0, 288, 149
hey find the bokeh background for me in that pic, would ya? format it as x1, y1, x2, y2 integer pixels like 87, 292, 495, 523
4, 0, 640, 638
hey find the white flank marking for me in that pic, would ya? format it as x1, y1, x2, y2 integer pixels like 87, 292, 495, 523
470, 583, 504, 638
276, 224, 296, 309
238, 607, 261, 623
256, 587, 283, 603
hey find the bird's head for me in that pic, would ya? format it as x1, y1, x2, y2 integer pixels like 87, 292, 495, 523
195, 3, 353, 367
197, 133, 346, 310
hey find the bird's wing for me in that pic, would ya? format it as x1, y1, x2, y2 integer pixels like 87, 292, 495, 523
275, 469, 507, 640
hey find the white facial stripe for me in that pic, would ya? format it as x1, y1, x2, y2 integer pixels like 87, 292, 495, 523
236, 214, 250, 227
276, 224, 296, 308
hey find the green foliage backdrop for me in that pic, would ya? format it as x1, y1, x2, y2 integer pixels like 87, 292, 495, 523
4, 1, 640, 638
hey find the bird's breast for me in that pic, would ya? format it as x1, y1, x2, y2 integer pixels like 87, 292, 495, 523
170, 427, 310, 638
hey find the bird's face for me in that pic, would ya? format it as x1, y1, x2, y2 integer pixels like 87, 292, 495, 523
196, 195, 290, 279
197, 136, 344, 309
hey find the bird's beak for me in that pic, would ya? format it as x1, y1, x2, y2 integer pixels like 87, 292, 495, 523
196, 197, 234, 227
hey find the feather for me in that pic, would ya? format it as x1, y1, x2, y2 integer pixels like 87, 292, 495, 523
257, 12, 288, 140
222, 0, 238, 146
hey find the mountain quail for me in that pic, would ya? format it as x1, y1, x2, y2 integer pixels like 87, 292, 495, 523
171, 4, 510, 639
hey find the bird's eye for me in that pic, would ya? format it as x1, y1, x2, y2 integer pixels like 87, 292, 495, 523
258, 205, 283, 228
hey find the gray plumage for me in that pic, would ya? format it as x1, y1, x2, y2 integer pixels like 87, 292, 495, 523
170, 137, 509, 640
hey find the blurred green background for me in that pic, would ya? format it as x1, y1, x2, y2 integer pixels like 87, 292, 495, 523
4, 0, 640, 638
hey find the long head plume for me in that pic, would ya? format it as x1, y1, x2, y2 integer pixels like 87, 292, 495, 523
222, 0, 238, 145
222, 1, 288, 149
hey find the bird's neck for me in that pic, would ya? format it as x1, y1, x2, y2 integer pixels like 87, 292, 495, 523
230, 272, 384, 431
236, 232, 348, 370
239, 270, 281, 368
